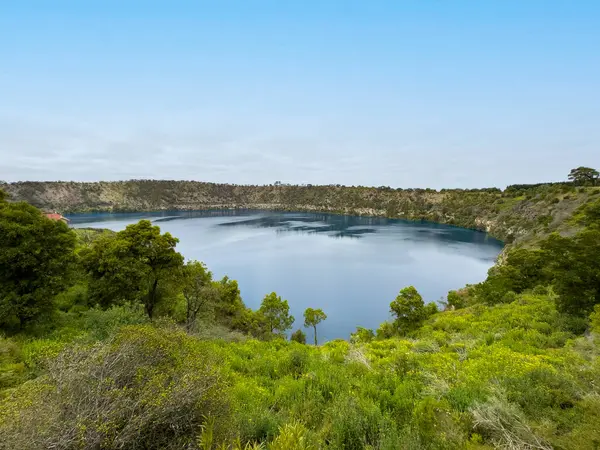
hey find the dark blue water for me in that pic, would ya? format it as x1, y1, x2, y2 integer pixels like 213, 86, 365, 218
69, 210, 503, 341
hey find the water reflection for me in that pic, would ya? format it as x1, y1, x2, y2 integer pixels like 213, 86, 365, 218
215, 211, 501, 247
218, 214, 381, 239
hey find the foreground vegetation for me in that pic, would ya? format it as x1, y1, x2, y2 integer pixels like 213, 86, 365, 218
1, 294, 599, 450
1, 169, 600, 449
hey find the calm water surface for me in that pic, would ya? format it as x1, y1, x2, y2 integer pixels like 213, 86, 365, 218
69, 210, 503, 341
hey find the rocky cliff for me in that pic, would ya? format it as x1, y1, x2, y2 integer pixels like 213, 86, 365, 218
4, 180, 598, 246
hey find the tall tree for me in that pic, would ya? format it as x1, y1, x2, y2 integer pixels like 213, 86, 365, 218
390, 286, 429, 335
214, 276, 245, 325
303, 307, 327, 345
0, 197, 76, 331
181, 260, 219, 331
568, 167, 599, 185
258, 292, 294, 337
83, 220, 183, 318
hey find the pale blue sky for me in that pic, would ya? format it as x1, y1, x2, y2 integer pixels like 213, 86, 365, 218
1, 1, 599, 188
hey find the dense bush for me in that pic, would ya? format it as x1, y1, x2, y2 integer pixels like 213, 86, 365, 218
290, 329, 307, 344
0, 326, 230, 450
0, 198, 77, 331
473, 198, 600, 316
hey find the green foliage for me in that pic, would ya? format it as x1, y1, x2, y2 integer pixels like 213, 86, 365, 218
181, 260, 219, 331
376, 321, 395, 340
447, 289, 468, 310
303, 308, 327, 345
590, 305, 600, 333
74, 227, 116, 248
269, 422, 317, 450
577, 198, 600, 227
54, 282, 89, 311
214, 276, 249, 329
258, 292, 294, 337
1, 292, 599, 449
470, 193, 600, 316
6, 180, 596, 245
389, 286, 435, 335
350, 327, 375, 344
82, 220, 184, 318
0, 200, 77, 331
543, 230, 600, 315
79, 304, 149, 340
3, 184, 600, 449
568, 166, 599, 186
476, 248, 547, 305
0, 336, 25, 389
0, 325, 230, 450
290, 329, 306, 344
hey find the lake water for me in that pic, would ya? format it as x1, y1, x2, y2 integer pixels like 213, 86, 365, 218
69, 210, 503, 342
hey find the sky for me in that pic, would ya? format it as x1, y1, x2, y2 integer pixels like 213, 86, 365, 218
1, 1, 599, 189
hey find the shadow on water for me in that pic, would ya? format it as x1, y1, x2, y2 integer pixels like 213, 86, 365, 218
67, 209, 504, 339
68, 209, 503, 247
217, 214, 381, 239
215, 211, 503, 247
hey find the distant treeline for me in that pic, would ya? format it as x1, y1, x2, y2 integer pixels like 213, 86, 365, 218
4, 174, 600, 245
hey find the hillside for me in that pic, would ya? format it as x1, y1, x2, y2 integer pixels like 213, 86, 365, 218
1, 181, 600, 449
1, 292, 599, 450
4, 180, 599, 245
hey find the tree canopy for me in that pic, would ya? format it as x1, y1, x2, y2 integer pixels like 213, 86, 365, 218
258, 292, 294, 337
303, 308, 327, 345
568, 166, 599, 185
389, 286, 436, 334
0, 197, 76, 330
82, 220, 183, 318
181, 260, 218, 331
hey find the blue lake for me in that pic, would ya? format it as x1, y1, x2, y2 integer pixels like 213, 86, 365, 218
69, 210, 503, 341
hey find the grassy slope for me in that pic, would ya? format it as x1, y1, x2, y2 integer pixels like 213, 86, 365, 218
215, 292, 599, 448
1, 292, 598, 449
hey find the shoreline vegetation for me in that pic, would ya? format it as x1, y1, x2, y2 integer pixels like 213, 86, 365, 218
1, 168, 600, 449
4, 178, 600, 247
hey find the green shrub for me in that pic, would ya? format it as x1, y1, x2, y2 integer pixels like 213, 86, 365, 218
0, 337, 25, 389
350, 327, 375, 343
504, 367, 580, 419
411, 397, 464, 449
80, 304, 148, 340
323, 395, 384, 450
447, 290, 467, 309
20, 337, 69, 374
376, 321, 395, 340
276, 347, 309, 379
591, 305, 600, 333
54, 283, 89, 311
290, 329, 306, 344
0, 325, 230, 450
269, 422, 318, 450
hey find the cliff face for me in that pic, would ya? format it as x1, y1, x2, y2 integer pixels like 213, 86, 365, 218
4, 180, 598, 245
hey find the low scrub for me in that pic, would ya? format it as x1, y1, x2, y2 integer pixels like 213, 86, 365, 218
0, 326, 230, 450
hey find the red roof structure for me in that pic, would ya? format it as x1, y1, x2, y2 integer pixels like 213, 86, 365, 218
44, 212, 70, 224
